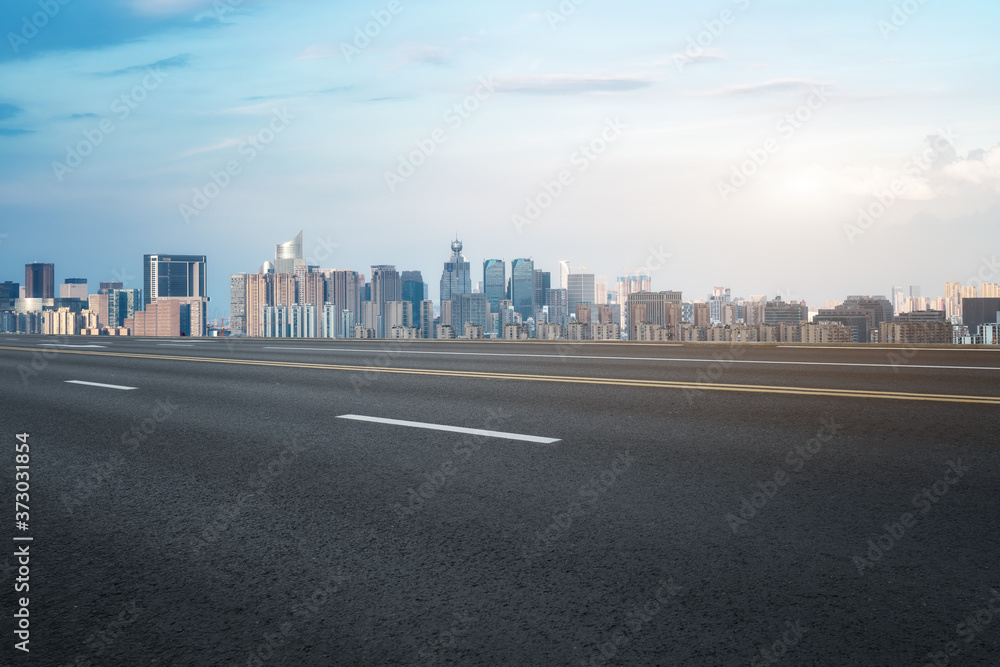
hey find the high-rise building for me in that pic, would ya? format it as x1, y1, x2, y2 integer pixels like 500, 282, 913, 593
323, 270, 362, 321
511, 258, 535, 321
300, 272, 325, 306
24, 263, 54, 299
143, 254, 207, 307
909, 285, 921, 298
245, 273, 274, 338
420, 300, 434, 340
567, 273, 595, 315
87, 294, 110, 329
289, 304, 317, 338
545, 289, 569, 328
441, 240, 472, 303
981, 283, 1000, 298
764, 300, 809, 325
126, 299, 186, 337
961, 298, 1000, 330
558, 261, 571, 290
263, 305, 289, 337
0, 281, 20, 308
892, 286, 905, 315
483, 259, 506, 314
230, 274, 247, 335
384, 300, 412, 330
274, 231, 303, 275
60, 278, 88, 300
533, 270, 551, 313
371, 265, 401, 338
99, 281, 123, 294
108, 289, 142, 328
625, 291, 683, 340
402, 271, 425, 329
274, 273, 296, 307
455, 293, 489, 331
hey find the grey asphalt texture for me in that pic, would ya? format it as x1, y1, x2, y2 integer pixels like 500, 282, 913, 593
1, 336, 999, 666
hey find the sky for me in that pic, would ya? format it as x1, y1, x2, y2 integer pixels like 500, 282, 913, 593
1, 0, 998, 319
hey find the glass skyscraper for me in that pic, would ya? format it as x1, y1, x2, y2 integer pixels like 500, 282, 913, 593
401, 270, 425, 329
143, 254, 207, 307
440, 240, 472, 303
511, 258, 535, 321
483, 259, 505, 314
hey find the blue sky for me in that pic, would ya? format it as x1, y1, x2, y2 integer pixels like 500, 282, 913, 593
1, 0, 998, 316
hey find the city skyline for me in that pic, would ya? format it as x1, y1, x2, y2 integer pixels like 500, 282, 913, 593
1, 1, 998, 316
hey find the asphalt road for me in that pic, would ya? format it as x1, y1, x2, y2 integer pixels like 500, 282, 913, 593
1, 335, 999, 666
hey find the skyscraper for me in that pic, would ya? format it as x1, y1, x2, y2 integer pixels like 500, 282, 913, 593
230, 274, 247, 335
558, 261, 571, 290
567, 273, 595, 315
441, 240, 472, 304
323, 270, 362, 322
24, 263, 54, 299
371, 265, 401, 337
143, 254, 207, 307
533, 270, 551, 314
510, 258, 535, 321
108, 289, 142, 328
483, 259, 506, 314
274, 231, 303, 274
402, 270, 425, 328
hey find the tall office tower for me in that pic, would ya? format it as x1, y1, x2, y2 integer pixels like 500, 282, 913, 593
371, 265, 401, 337
108, 289, 142, 328
483, 259, 506, 314
909, 285, 921, 298
60, 278, 88, 300
545, 289, 569, 328
625, 291, 683, 340
323, 270, 363, 321
0, 281, 20, 308
300, 272, 325, 306
533, 270, 551, 312
401, 271, 425, 329
559, 261, 571, 289
567, 273, 595, 314
143, 254, 206, 307
455, 293, 489, 331
245, 273, 275, 337
440, 240, 472, 304
274, 273, 297, 307
510, 258, 535, 321
274, 231, 303, 274
230, 274, 248, 335
384, 300, 412, 331
420, 300, 435, 339
24, 263, 54, 299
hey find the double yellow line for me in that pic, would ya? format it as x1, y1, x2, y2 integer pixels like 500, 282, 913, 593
4, 345, 1000, 405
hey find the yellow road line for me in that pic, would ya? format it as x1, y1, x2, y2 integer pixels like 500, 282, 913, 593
3, 345, 999, 405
